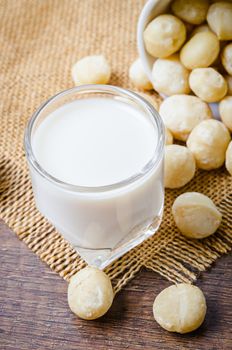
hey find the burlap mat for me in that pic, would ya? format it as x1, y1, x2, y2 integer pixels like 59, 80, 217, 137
0, 0, 231, 293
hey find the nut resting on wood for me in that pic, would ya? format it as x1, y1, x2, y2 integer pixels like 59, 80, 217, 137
68, 267, 114, 320
153, 283, 207, 334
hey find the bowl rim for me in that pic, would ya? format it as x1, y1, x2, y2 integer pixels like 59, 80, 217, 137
137, 0, 159, 82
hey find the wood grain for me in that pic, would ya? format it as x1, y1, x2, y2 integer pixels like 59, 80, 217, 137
0, 220, 231, 350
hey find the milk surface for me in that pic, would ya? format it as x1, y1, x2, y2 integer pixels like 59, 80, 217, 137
30, 96, 164, 267
33, 98, 157, 186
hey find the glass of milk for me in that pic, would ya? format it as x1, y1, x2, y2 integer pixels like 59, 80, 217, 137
24, 85, 165, 268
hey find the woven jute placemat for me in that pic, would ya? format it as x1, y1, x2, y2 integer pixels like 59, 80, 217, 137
0, 0, 232, 293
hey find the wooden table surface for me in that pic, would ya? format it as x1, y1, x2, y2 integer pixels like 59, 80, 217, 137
0, 220, 231, 350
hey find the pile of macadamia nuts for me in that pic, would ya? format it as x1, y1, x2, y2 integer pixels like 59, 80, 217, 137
130, 1, 232, 243
129, 0, 232, 188
142, 0, 232, 102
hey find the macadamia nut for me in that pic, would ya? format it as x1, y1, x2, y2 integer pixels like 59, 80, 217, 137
226, 141, 232, 175
189, 68, 227, 102
164, 145, 196, 189
171, 0, 210, 25
143, 14, 186, 58
221, 43, 232, 75
187, 119, 231, 170
153, 284, 207, 334
152, 55, 190, 96
165, 127, 173, 145
159, 95, 212, 141
72, 55, 111, 85
129, 59, 153, 90
180, 32, 220, 70
219, 96, 232, 131
68, 267, 114, 320
172, 192, 222, 239
207, 2, 232, 40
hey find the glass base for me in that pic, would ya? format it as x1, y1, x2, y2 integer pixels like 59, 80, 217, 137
73, 214, 163, 269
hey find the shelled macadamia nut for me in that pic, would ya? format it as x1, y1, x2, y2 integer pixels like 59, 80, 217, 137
152, 55, 190, 96
171, 0, 210, 25
129, 59, 153, 90
153, 284, 207, 334
226, 141, 232, 175
180, 32, 220, 70
187, 119, 231, 170
225, 75, 232, 95
68, 267, 114, 320
219, 96, 232, 131
165, 127, 173, 145
72, 55, 111, 85
172, 192, 222, 239
221, 43, 232, 75
207, 2, 232, 40
143, 14, 186, 58
159, 95, 212, 141
189, 68, 227, 102
164, 145, 196, 189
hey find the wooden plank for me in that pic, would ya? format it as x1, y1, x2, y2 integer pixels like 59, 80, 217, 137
0, 220, 231, 350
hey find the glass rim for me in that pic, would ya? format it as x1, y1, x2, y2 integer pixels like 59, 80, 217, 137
24, 84, 165, 193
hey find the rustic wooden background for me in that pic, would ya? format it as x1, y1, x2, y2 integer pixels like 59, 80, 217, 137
0, 220, 231, 350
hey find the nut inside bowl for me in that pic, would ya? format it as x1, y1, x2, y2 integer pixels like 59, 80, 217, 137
137, 0, 172, 83
137, 0, 220, 118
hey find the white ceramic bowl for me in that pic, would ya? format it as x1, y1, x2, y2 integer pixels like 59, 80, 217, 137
137, 0, 220, 118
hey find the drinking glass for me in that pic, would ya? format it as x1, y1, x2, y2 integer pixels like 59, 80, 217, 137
24, 85, 165, 268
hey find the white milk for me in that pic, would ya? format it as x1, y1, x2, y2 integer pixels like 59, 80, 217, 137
30, 97, 164, 267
